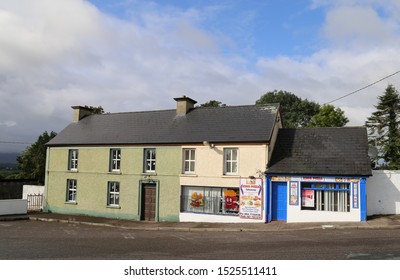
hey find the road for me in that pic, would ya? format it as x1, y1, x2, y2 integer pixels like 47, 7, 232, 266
1, 220, 400, 260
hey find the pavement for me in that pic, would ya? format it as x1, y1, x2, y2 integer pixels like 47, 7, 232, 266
2, 212, 400, 232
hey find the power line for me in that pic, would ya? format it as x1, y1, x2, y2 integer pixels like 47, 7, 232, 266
324, 70, 400, 104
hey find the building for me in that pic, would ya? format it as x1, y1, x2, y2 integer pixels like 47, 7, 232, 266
45, 96, 282, 223
265, 127, 372, 223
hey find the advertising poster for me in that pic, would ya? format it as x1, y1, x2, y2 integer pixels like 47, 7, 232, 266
289, 181, 299, 205
239, 178, 263, 220
302, 189, 315, 207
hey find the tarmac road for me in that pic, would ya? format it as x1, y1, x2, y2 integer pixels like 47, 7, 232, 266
1, 219, 400, 260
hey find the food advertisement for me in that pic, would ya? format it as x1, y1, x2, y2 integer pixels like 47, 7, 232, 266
190, 192, 203, 208
224, 189, 239, 212
239, 178, 263, 220
302, 189, 315, 207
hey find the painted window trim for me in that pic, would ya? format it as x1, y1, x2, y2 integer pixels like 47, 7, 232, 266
143, 148, 156, 173
223, 148, 239, 175
68, 149, 78, 171
66, 179, 77, 203
109, 149, 121, 172
182, 148, 196, 174
107, 181, 120, 207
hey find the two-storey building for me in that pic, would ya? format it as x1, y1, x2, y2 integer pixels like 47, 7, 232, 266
45, 96, 282, 223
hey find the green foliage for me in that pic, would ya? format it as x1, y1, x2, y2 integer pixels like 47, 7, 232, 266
16, 131, 57, 184
256, 90, 321, 128
365, 85, 400, 169
198, 100, 226, 107
86, 105, 105, 114
308, 104, 349, 127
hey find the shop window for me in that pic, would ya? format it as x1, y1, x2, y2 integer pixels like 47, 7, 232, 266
181, 186, 239, 215
301, 183, 350, 212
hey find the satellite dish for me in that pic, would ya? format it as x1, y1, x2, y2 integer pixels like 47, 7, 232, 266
368, 146, 378, 158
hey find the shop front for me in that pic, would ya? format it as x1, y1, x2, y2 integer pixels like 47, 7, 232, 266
266, 175, 367, 223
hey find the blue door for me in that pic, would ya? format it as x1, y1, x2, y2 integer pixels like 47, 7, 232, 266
272, 182, 287, 221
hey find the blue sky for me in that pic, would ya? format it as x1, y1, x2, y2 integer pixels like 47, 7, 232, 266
1, 0, 400, 152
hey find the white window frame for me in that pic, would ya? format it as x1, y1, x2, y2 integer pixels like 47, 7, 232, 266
224, 148, 238, 175
68, 149, 78, 171
144, 148, 156, 172
66, 179, 77, 203
107, 181, 120, 207
183, 148, 196, 174
110, 149, 121, 172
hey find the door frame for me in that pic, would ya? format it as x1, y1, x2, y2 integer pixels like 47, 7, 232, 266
138, 180, 159, 221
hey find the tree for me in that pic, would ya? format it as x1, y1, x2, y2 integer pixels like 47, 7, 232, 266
17, 131, 57, 184
256, 90, 320, 128
308, 104, 349, 127
365, 85, 400, 169
198, 100, 226, 107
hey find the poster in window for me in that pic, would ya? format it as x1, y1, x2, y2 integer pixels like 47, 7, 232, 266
353, 182, 359, 209
289, 181, 299, 205
224, 189, 239, 212
302, 189, 315, 207
239, 178, 263, 220
190, 191, 204, 208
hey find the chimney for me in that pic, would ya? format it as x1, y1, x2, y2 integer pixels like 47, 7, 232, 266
174, 96, 197, 116
71, 106, 93, 122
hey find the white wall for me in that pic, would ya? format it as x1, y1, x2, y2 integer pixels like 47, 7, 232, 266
367, 170, 400, 216
0, 199, 27, 215
22, 185, 44, 199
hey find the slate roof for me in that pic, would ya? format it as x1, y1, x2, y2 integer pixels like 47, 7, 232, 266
47, 104, 280, 146
267, 127, 372, 176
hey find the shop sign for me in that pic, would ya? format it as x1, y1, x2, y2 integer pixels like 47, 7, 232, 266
239, 178, 263, 220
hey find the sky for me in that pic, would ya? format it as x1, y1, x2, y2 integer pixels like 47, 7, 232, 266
1, 0, 400, 153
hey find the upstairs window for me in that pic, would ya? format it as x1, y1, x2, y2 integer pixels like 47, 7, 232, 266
224, 148, 238, 175
144, 148, 156, 172
110, 149, 121, 172
68, 149, 78, 171
183, 149, 196, 173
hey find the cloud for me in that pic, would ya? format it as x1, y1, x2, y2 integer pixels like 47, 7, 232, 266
1, 0, 400, 152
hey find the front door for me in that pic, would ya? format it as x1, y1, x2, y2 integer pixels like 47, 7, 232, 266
141, 184, 157, 221
271, 182, 287, 221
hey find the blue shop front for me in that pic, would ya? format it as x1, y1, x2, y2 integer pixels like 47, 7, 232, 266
265, 127, 372, 223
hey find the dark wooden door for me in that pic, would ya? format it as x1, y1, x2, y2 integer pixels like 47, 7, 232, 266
141, 184, 156, 221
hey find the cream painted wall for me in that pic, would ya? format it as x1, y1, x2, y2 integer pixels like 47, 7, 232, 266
179, 144, 268, 187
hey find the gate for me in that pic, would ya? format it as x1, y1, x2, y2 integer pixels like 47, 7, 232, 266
27, 194, 43, 211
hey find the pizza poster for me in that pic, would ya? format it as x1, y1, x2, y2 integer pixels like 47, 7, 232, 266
239, 178, 263, 220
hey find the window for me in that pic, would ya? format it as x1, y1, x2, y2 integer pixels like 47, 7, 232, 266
301, 183, 350, 212
110, 149, 121, 172
183, 149, 196, 173
144, 148, 156, 172
181, 186, 239, 215
66, 179, 77, 203
224, 148, 238, 175
68, 149, 78, 171
107, 181, 120, 207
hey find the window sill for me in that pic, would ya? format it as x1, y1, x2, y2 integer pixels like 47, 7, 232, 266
107, 205, 121, 209
180, 173, 198, 177
221, 175, 240, 178
65, 201, 77, 205
142, 172, 157, 176
108, 171, 122, 175
67, 170, 78, 173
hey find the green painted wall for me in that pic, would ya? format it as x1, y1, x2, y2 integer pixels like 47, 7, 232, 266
45, 146, 181, 221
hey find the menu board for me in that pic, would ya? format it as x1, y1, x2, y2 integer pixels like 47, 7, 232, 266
239, 178, 263, 220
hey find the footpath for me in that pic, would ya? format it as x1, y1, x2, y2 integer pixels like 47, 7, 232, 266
2, 212, 400, 232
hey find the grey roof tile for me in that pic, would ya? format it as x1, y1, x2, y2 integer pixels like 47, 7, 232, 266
47, 104, 280, 146
267, 127, 372, 176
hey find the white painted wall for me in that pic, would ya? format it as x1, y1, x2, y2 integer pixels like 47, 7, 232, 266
22, 185, 44, 199
367, 170, 400, 216
0, 199, 27, 215
180, 212, 264, 223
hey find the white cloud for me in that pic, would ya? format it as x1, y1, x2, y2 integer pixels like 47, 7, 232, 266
1, 0, 400, 152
